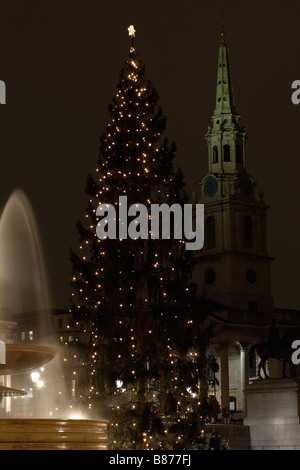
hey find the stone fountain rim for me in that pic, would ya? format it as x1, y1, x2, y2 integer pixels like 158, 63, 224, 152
0, 343, 57, 375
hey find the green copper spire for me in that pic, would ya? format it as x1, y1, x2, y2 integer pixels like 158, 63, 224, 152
213, 34, 237, 120
214, 45, 235, 114
205, 24, 247, 175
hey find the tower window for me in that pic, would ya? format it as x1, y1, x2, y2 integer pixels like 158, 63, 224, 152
205, 216, 216, 249
213, 145, 219, 163
204, 269, 216, 285
246, 269, 257, 284
236, 144, 242, 163
244, 216, 253, 249
224, 144, 231, 161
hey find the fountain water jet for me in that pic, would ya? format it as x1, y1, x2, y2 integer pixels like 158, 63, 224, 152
0, 189, 55, 415
0, 189, 50, 316
0, 190, 108, 449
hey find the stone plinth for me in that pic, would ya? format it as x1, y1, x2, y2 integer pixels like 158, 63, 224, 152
244, 378, 300, 450
204, 424, 251, 450
0, 418, 108, 450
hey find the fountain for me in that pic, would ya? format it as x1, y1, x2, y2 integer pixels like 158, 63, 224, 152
0, 190, 108, 449
0, 344, 108, 449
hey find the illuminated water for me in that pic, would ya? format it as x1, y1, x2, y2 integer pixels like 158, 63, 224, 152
0, 190, 109, 449
0, 189, 50, 316
0, 189, 62, 418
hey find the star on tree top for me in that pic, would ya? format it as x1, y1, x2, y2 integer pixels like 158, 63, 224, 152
128, 25, 136, 38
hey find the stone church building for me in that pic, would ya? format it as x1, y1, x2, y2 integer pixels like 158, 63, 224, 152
193, 30, 300, 421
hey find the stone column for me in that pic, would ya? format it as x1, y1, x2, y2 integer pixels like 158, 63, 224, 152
4, 374, 11, 414
220, 343, 229, 421
239, 343, 249, 417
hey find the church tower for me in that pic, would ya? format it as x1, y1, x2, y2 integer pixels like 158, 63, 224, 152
194, 30, 273, 313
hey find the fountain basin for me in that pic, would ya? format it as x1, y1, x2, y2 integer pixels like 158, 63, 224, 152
0, 418, 108, 450
0, 344, 56, 375
0, 384, 27, 399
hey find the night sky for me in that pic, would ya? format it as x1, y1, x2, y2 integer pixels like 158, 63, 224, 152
0, 0, 299, 311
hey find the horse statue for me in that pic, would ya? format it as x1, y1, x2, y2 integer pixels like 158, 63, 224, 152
249, 324, 300, 379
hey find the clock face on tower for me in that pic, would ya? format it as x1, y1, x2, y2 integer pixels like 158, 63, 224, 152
204, 177, 218, 197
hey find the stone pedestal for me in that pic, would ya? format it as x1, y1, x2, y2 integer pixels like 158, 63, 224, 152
0, 419, 108, 450
244, 378, 300, 450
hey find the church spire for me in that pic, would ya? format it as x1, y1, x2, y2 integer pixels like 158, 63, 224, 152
205, 25, 247, 175
213, 39, 237, 119
212, 17, 239, 126
195, 28, 273, 314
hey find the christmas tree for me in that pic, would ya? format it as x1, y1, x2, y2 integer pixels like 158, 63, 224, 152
68, 27, 220, 450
